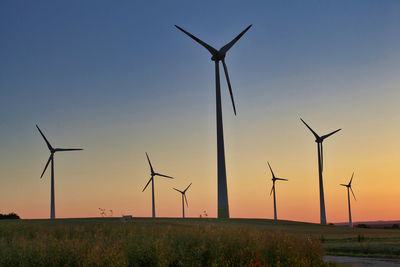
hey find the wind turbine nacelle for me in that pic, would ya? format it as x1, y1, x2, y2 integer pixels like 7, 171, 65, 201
211, 53, 225, 61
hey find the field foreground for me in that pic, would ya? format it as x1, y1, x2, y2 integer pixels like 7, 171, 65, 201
1, 218, 399, 266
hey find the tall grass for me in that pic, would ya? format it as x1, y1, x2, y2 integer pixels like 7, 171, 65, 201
0, 219, 331, 266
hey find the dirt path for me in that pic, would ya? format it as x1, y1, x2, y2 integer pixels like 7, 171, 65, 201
323, 255, 400, 266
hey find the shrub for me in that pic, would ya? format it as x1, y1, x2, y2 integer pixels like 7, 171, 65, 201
0, 213, 20, 219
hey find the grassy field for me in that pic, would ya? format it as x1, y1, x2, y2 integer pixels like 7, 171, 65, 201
1, 218, 399, 266
219, 219, 400, 258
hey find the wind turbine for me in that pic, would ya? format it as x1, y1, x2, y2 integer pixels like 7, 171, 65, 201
340, 172, 356, 227
300, 118, 341, 224
36, 125, 83, 219
267, 162, 288, 220
175, 24, 252, 218
173, 183, 192, 218
142, 153, 173, 218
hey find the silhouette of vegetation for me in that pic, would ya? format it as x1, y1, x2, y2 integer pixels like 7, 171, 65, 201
356, 224, 369, 228
383, 224, 400, 230
2, 218, 400, 263
0, 213, 20, 219
0, 218, 333, 266
98, 208, 113, 217
199, 210, 208, 218
98, 208, 107, 217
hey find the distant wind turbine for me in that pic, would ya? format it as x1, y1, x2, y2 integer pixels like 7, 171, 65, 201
340, 172, 356, 227
175, 24, 252, 218
300, 118, 341, 224
267, 162, 288, 220
36, 125, 83, 219
142, 153, 173, 218
173, 183, 192, 218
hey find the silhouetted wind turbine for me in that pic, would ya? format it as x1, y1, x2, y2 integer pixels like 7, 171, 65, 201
340, 172, 356, 227
173, 183, 192, 218
267, 162, 288, 220
175, 24, 252, 218
36, 125, 83, 219
300, 118, 341, 224
142, 153, 173, 218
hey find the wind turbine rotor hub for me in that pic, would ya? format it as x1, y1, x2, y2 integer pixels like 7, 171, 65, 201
211, 52, 225, 61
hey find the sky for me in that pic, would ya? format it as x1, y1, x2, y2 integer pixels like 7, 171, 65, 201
0, 1, 399, 223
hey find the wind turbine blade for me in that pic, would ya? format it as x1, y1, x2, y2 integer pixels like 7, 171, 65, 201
222, 59, 236, 115
55, 148, 83, 152
300, 119, 320, 140
173, 188, 183, 193
275, 178, 288, 181
184, 194, 188, 207
220, 25, 252, 54
340, 184, 347, 187
350, 187, 356, 200
270, 184, 274, 196
267, 162, 275, 178
145, 152, 154, 174
40, 155, 52, 178
155, 173, 173, 179
349, 172, 354, 186
184, 183, 192, 193
321, 128, 341, 140
175, 25, 218, 55
36, 125, 53, 151
142, 177, 153, 192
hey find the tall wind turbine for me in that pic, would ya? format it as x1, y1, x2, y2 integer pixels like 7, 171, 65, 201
300, 118, 341, 224
142, 153, 173, 218
340, 172, 356, 227
36, 125, 83, 219
175, 24, 252, 218
267, 162, 288, 220
172, 183, 192, 218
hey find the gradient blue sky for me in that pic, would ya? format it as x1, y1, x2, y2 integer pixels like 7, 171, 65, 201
1, 1, 400, 221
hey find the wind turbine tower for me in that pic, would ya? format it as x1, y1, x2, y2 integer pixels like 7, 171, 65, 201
173, 183, 192, 218
340, 172, 356, 227
36, 125, 83, 219
300, 119, 341, 224
142, 153, 173, 218
175, 24, 252, 218
267, 162, 288, 220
